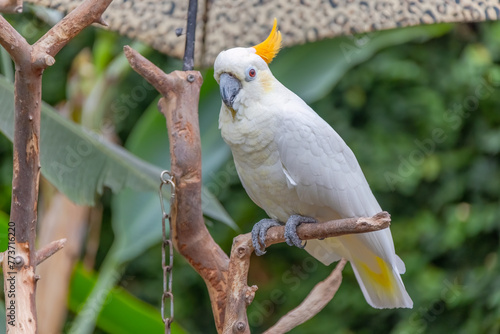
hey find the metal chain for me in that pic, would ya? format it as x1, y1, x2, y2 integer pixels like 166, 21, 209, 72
159, 170, 175, 334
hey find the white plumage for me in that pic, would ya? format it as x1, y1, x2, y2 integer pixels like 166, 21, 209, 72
214, 45, 412, 309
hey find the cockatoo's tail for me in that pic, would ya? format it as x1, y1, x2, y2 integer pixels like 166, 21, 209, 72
214, 20, 413, 309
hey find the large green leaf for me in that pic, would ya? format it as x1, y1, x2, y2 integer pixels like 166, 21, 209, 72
0, 48, 13, 83
69, 262, 186, 334
0, 75, 231, 227
0, 75, 152, 203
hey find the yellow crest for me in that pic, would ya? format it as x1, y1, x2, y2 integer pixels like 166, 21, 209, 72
253, 18, 282, 64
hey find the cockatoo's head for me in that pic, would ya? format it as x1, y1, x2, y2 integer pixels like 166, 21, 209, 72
214, 19, 282, 115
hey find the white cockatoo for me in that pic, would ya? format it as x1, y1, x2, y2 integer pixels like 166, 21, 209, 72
214, 19, 413, 309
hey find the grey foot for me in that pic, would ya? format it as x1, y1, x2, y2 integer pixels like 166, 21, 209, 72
251, 219, 281, 256
285, 215, 318, 248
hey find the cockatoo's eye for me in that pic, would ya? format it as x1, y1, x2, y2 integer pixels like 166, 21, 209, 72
245, 66, 257, 81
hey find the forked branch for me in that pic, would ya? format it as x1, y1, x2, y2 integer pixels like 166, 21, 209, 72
222, 214, 389, 333
0, 16, 30, 64
34, 0, 110, 60
125, 45, 231, 332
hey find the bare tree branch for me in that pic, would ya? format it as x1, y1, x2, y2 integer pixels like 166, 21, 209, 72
35, 238, 67, 266
263, 259, 347, 334
34, 0, 111, 62
1, 0, 113, 332
222, 234, 257, 334
2, 52, 43, 334
124, 45, 178, 97
263, 211, 390, 248
160, 85, 232, 332
125, 46, 231, 332
222, 213, 390, 333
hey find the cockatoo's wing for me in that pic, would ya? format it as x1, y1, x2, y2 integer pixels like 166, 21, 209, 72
275, 101, 412, 308
275, 102, 381, 218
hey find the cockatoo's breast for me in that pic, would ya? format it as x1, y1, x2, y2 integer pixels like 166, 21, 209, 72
219, 102, 297, 221
219, 99, 341, 223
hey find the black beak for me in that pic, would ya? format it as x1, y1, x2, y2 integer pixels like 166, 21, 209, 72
219, 73, 241, 109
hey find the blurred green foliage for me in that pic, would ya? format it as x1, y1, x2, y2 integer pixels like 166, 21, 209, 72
68, 263, 185, 334
0, 6, 499, 334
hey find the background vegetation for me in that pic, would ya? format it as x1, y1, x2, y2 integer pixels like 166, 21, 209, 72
0, 6, 499, 334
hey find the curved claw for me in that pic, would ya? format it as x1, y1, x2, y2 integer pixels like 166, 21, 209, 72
251, 219, 281, 256
284, 215, 318, 248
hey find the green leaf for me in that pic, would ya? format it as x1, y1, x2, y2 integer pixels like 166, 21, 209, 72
0, 75, 232, 228
112, 189, 160, 262
272, 24, 454, 103
0, 75, 154, 204
92, 30, 119, 74
0, 210, 10, 253
0, 302, 5, 334
0, 48, 14, 83
69, 262, 186, 334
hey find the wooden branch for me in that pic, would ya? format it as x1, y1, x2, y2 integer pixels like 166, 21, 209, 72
34, 0, 111, 61
0, 0, 22, 13
1, 0, 113, 332
35, 238, 67, 266
222, 213, 390, 333
263, 259, 347, 334
222, 235, 257, 334
124, 46, 178, 97
1, 50, 43, 334
162, 92, 232, 331
125, 46, 231, 333
263, 211, 390, 248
